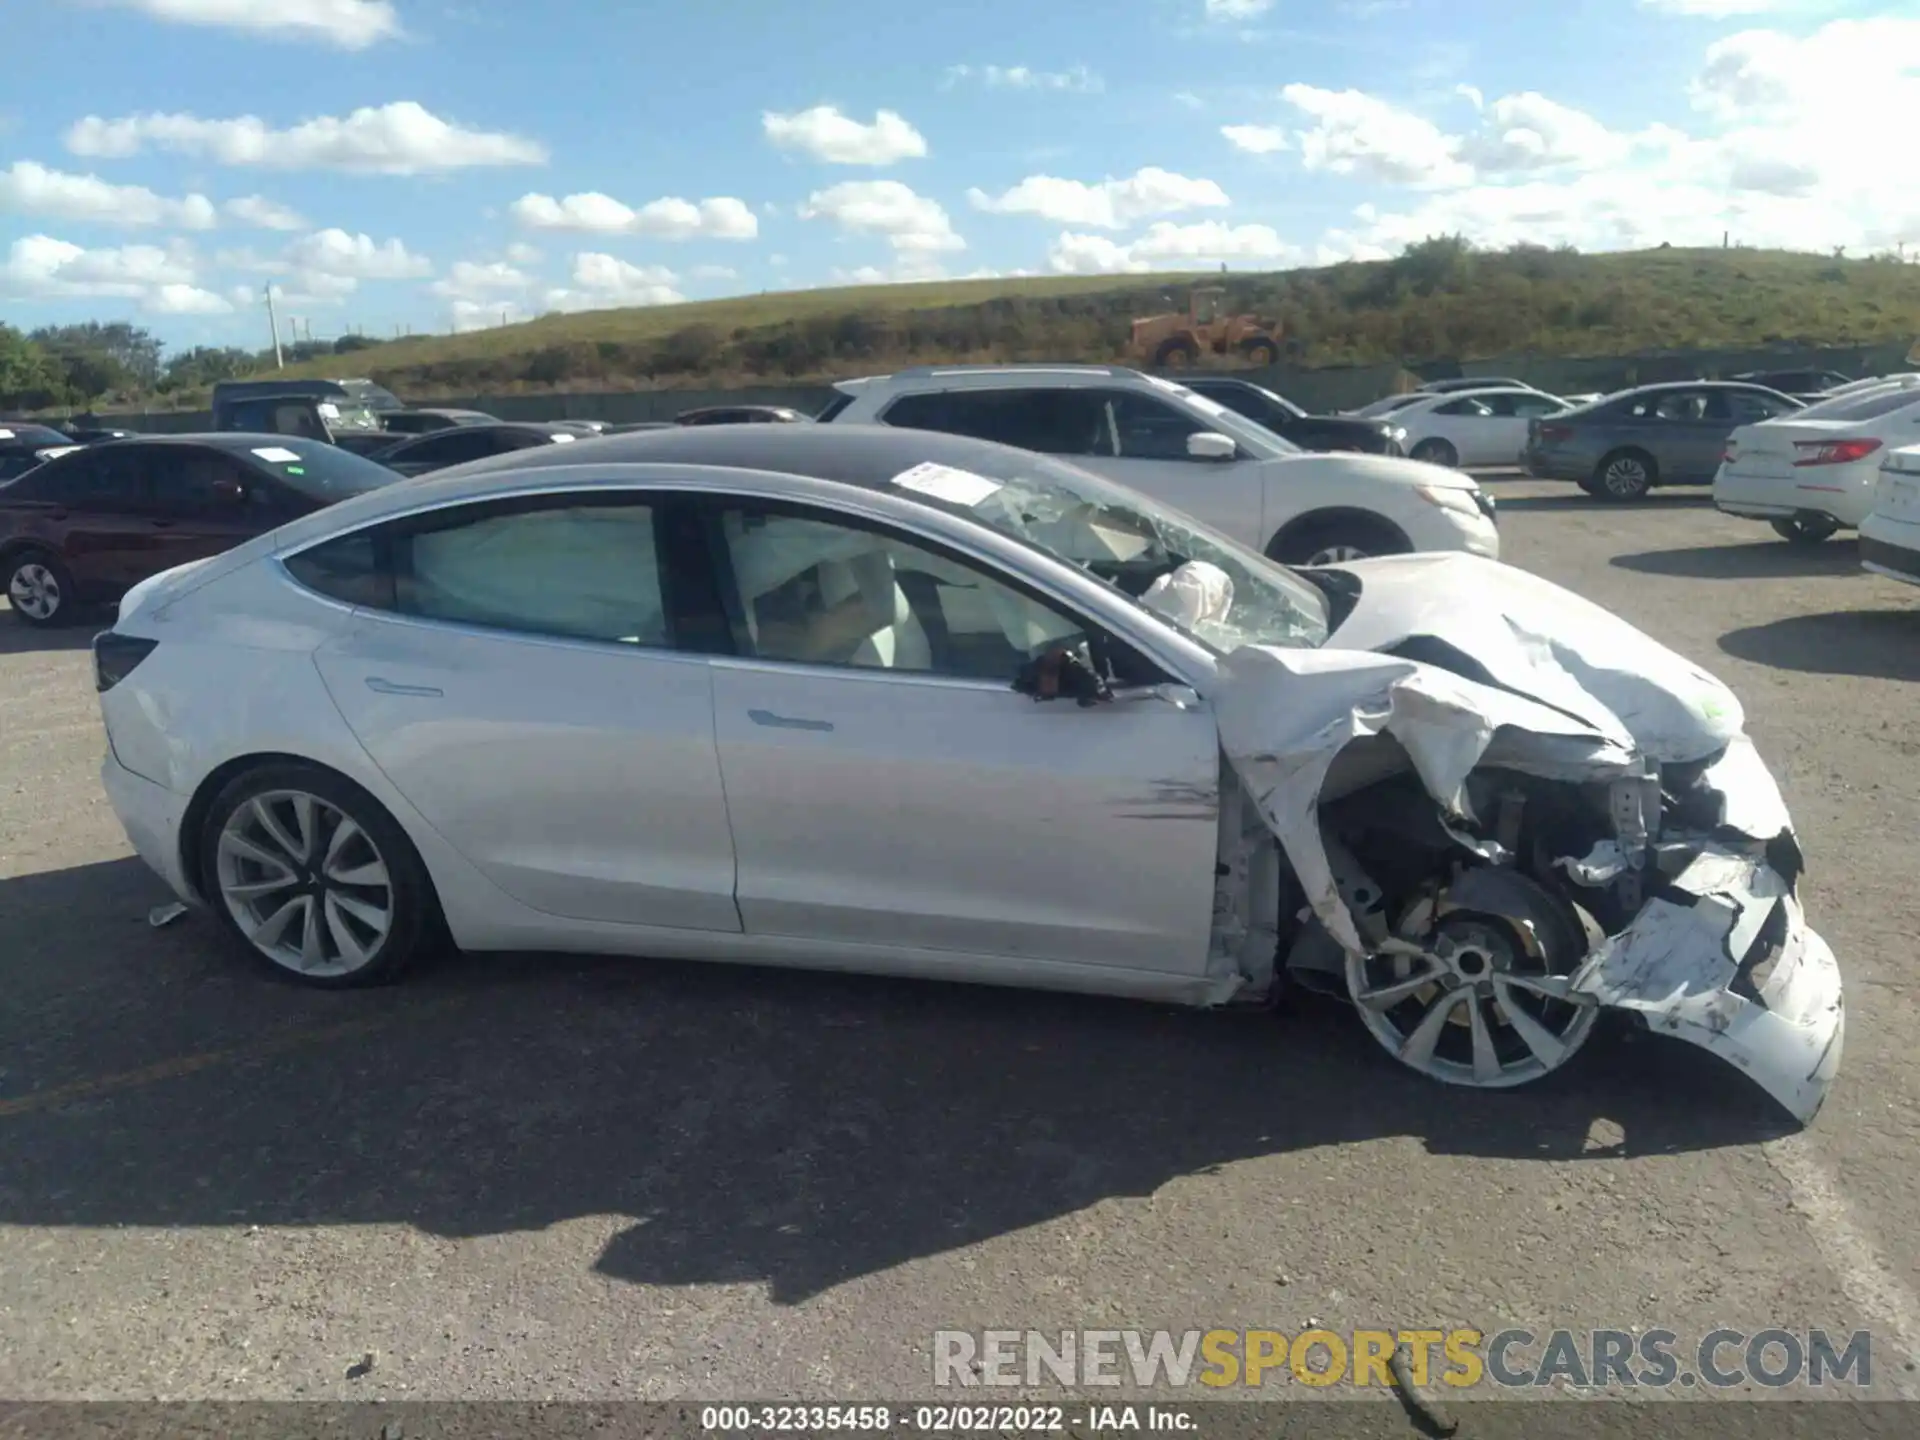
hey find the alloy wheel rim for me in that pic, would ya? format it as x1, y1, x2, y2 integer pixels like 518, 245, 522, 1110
1346, 918, 1599, 1089
1306, 544, 1371, 565
1604, 460, 1646, 495
8, 563, 60, 620
215, 790, 393, 978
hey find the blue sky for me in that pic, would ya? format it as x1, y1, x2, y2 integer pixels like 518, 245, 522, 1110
2, 0, 1913, 353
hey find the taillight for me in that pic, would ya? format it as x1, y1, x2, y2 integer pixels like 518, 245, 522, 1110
1538, 424, 1573, 444
93, 631, 157, 693
1792, 438, 1882, 467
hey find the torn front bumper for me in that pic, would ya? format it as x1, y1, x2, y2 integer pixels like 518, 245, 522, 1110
1569, 847, 1845, 1125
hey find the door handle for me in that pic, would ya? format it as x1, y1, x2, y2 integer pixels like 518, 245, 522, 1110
748, 708, 833, 733
365, 676, 443, 698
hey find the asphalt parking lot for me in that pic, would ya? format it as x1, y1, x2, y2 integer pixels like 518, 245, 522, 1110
2, 477, 1918, 1409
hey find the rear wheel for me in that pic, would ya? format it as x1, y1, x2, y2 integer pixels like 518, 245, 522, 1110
4, 548, 77, 627
1771, 514, 1840, 546
200, 762, 440, 988
1592, 449, 1656, 501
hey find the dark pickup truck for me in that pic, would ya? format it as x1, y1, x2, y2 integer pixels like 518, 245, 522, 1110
211, 378, 408, 457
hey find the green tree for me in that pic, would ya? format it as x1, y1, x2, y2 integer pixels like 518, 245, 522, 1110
0, 324, 67, 409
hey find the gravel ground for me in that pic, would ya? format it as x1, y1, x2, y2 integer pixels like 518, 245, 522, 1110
1, 478, 1917, 1414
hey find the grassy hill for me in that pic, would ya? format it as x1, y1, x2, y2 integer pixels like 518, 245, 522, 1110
272, 242, 1920, 398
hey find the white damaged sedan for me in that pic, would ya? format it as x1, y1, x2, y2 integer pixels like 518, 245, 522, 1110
92, 425, 1843, 1122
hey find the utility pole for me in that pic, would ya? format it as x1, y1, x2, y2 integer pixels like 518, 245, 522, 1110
264, 285, 285, 368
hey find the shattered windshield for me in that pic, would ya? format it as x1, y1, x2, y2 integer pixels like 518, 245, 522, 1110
893, 453, 1330, 651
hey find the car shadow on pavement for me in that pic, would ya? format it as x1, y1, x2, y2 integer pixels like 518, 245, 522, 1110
0, 616, 99, 654
0, 858, 1798, 1306
1489, 492, 1715, 513
1612, 540, 1863, 581
1720, 609, 1920, 680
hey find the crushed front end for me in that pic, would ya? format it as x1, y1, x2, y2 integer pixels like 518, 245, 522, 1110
1214, 643, 1844, 1125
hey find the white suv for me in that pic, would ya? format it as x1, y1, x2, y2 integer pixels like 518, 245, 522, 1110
817, 365, 1500, 565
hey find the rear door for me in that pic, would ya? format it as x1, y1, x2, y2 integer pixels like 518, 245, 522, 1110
40, 447, 160, 593
1423, 396, 1496, 464
307, 491, 741, 932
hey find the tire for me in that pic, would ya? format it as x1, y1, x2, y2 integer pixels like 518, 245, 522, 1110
1592, 449, 1656, 501
1270, 516, 1406, 567
199, 761, 441, 988
1410, 438, 1459, 468
1153, 338, 1200, 369
4, 548, 77, 627
1239, 336, 1279, 366
1771, 514, 1840, 546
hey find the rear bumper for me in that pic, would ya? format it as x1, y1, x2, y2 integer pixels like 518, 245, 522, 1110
1521, 447, 1589, 482
1861, 533, 1920, 586
1713, 466, 1872, 527
101, 751, 196, 905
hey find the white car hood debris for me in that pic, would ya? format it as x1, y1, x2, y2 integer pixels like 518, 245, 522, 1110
1213, 554, 1843, 1123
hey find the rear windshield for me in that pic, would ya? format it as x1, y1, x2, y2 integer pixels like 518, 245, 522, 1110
0, 423, 73, 448
1795, 386, 1920, 422
239, 438, 399, 501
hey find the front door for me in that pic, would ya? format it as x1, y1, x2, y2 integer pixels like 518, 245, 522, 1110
1075, 388, 1267, 549
697, 498, 1221, 974
306, 491, 741, 932
141, 446, 269, 570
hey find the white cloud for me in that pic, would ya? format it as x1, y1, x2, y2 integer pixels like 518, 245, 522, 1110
762, 106, 928, 165
799, 180, 964, 252
967, 167, 1229, 229
285, 228, 432, 279
944, 64, 1102, 93
1221, 124, 1288, 155
86, 0, 401, 48
65, 101, 547, 174
148, 282, 233, 314
544, 253, 685, 313
429, 259, 530, 300
1204, 0, 1272, 17
1641, 0, 1780, 16
1459, 92, 1632, 174
451, 299, 530, 332
505, 241, 542, 265
0, 233, 229, 313
1047, 220, 1299, 274
689, 263, 739, 280
223, 194, 307, 230
0, 160, 217, 229
1282, 84, 1474, 187
508, 191, 758, 239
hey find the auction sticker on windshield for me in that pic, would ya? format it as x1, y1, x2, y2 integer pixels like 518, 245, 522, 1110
251, 447, 302, 463
893, 462, 1003, 507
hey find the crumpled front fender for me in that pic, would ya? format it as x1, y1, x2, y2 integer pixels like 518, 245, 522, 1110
1569, 847, 1845, 1124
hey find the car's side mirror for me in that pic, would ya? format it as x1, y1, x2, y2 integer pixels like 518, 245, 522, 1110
1012, 645, 1113, 707
1187, 431, 1237, 461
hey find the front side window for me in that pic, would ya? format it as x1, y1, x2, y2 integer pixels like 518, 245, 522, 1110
1103, 391, 1207, 460
711, 503, 1086, 681
1434, 397, 1493, 417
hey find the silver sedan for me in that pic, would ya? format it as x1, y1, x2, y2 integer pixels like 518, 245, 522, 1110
90, 424, 1843, 1121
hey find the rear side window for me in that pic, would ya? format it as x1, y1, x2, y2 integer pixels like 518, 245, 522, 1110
883, 388, 1107, 454
284, 532, 393, 608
